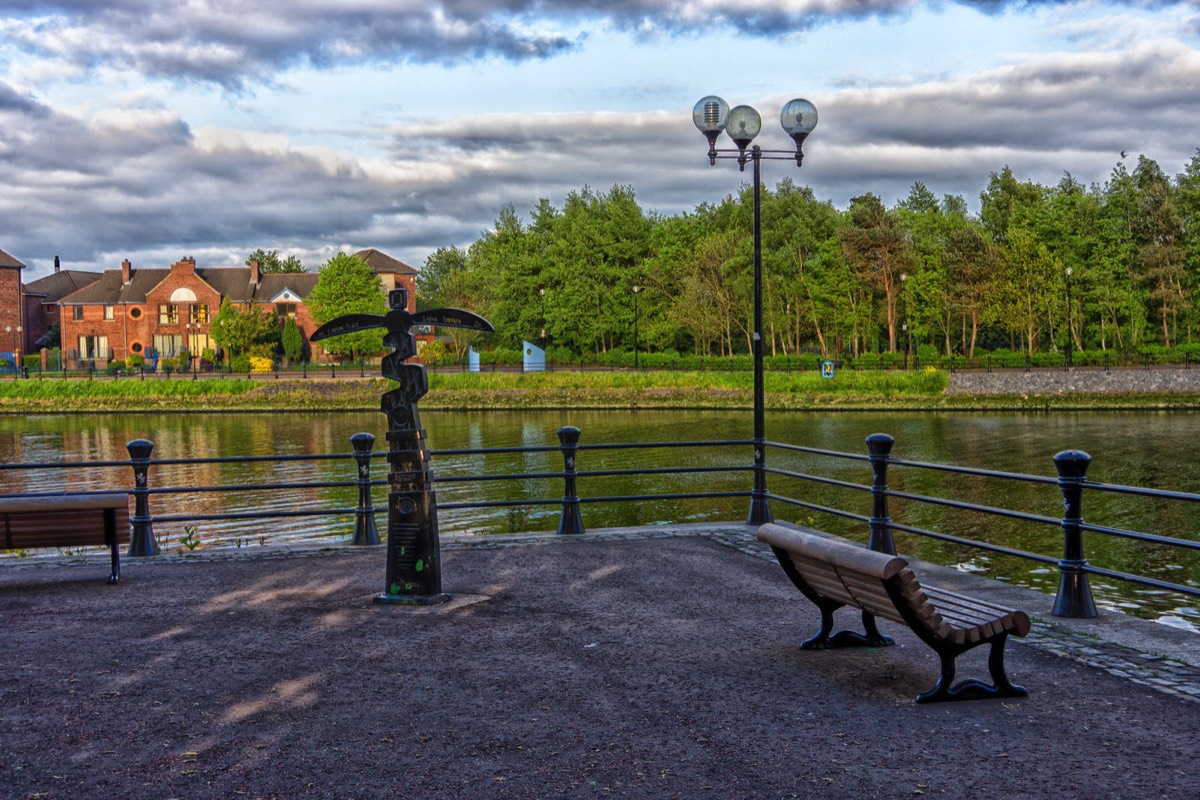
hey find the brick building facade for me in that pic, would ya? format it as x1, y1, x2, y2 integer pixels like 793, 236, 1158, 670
58, 257, 318, 366
55, 250, 420, 368
0, 248, 26, 364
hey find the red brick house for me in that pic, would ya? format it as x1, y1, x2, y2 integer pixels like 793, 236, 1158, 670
24, 257, 103, 354
352, 249, 418, 307
58, 257, 319, 367
0, 248, 26, 364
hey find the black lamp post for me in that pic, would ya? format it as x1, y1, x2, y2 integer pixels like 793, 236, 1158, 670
1065, 267, 1073, 369
693, 95, 817, 526
900, 272, 909, 370
632, 284, 641, 370
539, 287, 546, 350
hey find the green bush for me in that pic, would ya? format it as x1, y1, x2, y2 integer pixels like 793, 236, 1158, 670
229, 353, 252, 373
105, 359, 126, 375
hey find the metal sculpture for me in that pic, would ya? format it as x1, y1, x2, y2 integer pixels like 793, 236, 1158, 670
312, 287, 493, 605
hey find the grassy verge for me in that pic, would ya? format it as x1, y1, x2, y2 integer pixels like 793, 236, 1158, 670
0, 369, 1194, 412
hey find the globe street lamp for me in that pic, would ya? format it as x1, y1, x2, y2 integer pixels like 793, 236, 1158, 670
693, 95, 817, 526
632, 284, 641, 371
539, 287, 547, 350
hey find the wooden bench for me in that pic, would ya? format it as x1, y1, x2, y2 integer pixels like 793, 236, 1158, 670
757, 523, 1031, 704
1, 494, 131, 584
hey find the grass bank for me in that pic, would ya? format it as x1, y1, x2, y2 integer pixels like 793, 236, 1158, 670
0, 369, 1194, 412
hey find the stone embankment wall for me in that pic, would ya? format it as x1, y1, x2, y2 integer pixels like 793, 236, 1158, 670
947, 367, 1200, 395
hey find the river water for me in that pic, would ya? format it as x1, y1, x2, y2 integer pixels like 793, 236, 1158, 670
1, 409, 1197, 631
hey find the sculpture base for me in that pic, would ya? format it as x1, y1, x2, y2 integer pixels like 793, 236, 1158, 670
374, 592, 452, 606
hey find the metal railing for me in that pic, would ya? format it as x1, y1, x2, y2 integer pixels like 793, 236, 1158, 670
1, 427, 1197, 620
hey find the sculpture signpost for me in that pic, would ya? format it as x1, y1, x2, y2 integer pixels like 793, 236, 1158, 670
312, 288, 493, 605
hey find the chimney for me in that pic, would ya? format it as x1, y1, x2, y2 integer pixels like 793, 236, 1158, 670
121, 259, 132, 284
249, 258, 260, 286
54, 255, 60, 273
174, 257, 196, 276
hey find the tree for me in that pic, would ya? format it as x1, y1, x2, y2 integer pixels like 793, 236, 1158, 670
247, 249, 306, 273
1133, 157, 1187, 346
416, 246, 468, 311
840, 194, 912, 352
307, 253, 386, 360
209, 298, 282, 364
281, 317, 304, 365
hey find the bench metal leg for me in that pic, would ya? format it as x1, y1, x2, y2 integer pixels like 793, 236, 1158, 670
801, 604, 894, 650
105, 507, 120, 585
915, 635, 1028, 704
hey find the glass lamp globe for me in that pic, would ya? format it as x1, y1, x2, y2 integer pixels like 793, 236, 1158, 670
726, 105, 762, 150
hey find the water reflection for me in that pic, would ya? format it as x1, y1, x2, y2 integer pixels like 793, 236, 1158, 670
0, 409, 1197, 630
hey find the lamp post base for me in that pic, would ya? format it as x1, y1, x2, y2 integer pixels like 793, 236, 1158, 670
374, 592, 452, 606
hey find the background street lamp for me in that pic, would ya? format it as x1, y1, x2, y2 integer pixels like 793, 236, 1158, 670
693, 94, 817, 526
539, 287, 546, 350
632, 284, 641, 370
1065, 267, 1074, 369
900, 272, 909, 370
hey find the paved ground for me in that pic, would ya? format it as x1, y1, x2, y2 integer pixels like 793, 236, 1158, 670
2, 524, 1199, 799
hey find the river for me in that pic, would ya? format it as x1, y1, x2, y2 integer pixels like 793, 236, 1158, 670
1, 408, 1197, 631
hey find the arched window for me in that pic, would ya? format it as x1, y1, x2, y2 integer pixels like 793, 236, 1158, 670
170, 288, 198, 303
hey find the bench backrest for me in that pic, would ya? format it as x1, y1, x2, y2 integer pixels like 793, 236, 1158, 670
757, 523, 910, 624
0, 494, 131, 550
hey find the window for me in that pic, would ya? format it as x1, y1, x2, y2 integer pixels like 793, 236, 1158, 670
129, 307, 143, 319
77, 335, 109, 359
276, 303, 297, 319
72, 306, 84, 321
190, 304, 209, 324
159, 304, 179, 324
131, 342, 143, 353
153, 334, 183, 357
104, 305, 115, 321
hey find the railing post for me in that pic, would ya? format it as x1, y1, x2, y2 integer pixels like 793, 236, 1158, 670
556, 426, 585, 535
866, 433, 896, 555
1052, 450, 1098, 618
350, 433, 381, 545
126, 439, 159, 556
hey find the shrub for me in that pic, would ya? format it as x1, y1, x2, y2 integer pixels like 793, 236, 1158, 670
229, 353, 252, 373
126, 353, 145, 368
105, 359, 126, 375
249, 355, 275, 374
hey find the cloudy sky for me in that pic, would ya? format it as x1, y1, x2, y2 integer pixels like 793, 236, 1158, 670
2, 1, 1198, 280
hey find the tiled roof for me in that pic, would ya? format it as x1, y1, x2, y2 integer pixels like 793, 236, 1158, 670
198, 268, 256, 302
353, 248, 417, 275
0, 248, 26, 269
259, 272, 319, 300
24, 270, 102, 302
58, 264, 320, 304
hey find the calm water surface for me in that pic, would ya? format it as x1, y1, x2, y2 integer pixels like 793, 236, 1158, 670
1, 409, 1197, 630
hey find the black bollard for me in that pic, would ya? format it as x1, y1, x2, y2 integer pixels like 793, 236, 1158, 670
1052, 450, 1098, 618
556, 426, 585, 535
126, 439, 159, 556
865, 434, 896, 555
350, 433, 381, 545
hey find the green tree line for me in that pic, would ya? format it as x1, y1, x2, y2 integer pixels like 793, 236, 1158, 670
417, 151, 1200, 362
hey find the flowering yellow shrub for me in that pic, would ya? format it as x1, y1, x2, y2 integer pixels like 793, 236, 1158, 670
249, 356, 275, 374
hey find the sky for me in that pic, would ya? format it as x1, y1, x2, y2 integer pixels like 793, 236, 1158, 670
2, 0, 1198, 280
